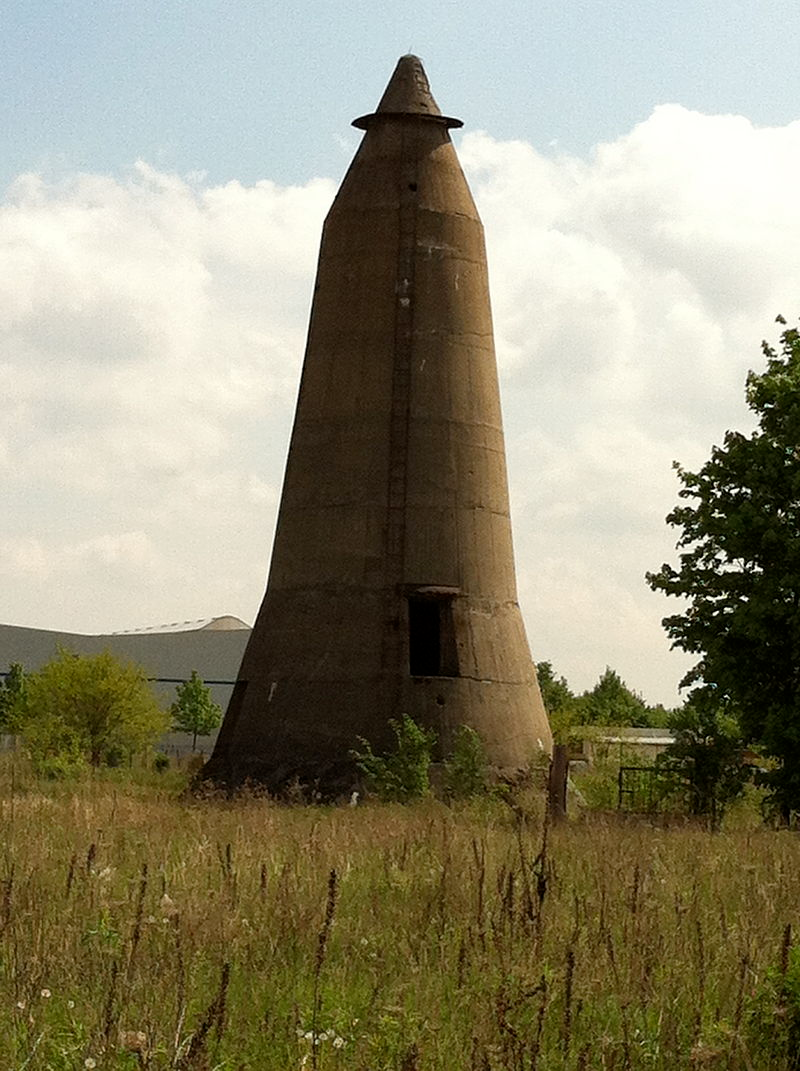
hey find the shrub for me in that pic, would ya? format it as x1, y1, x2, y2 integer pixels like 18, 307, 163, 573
353, 714, 436, 802
748, 935, 800, 1069
443, 725, 488, 799
17, 649, 167, 769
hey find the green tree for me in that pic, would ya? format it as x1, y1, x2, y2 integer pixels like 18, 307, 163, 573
646, 703, 678, 727
535, 661, 578, 740
536, 661, 574, 717
170, 670, 222, 750
19, 649, 167, 769
0, 663, 27, 732
647, 318, 800, 821
576, 667, 650, 727
657, 697, 749, 829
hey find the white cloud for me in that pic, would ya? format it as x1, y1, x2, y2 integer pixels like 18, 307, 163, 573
460, 107, 800, 701
3, 107, 800, 703
0, 164, 335, 633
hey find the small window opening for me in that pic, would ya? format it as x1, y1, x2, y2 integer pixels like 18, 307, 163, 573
408, 595, 459, 677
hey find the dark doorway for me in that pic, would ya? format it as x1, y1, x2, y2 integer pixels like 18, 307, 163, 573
408, 595, 459, 677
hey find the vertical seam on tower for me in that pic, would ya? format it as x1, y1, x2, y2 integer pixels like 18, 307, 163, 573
381, 120, 418, 689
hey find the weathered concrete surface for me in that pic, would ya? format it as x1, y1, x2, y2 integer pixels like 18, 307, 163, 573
203, 56, 553, 793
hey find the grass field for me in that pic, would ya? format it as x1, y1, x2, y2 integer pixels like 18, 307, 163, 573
1, 758, 798, 1070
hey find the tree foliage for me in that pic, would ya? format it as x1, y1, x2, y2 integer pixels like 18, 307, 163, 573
575, 667, 651, 727
536, 661, 668, 740
17, 649, 167, 771
170, 670, 222, 749
647, 319, 800, 818
657, 697, 749, 828
536, 661, 577, 740
536, 662, 574, 718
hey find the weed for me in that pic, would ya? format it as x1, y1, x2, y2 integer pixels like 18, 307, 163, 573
443, 725, 488, 799
353, 714, 435, 801
748, 926, 800, 1069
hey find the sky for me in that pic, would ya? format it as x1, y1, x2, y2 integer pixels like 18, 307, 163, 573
3, 0, 800, 706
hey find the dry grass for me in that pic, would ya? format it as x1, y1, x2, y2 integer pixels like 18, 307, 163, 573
0, 757, 798, 1069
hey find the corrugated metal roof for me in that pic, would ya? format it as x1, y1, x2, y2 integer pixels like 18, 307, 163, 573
598, 735, 674, 747
111, 615, 249, 635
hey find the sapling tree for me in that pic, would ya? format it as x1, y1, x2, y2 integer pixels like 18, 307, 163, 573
170, 670, 222, 750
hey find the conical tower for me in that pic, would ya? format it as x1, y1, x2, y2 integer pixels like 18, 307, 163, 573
203, 56, 552, 793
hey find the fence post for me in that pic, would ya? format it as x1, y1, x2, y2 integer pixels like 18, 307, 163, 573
548, 744, 569, 822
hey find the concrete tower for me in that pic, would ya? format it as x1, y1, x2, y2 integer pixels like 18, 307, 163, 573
203, 56, 552, 792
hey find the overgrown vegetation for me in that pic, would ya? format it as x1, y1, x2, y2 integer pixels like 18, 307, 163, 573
353, 714, 436, 801
354, 718, 492, 803
0, 756, 797, 1069
657, 698, 750, 828
442, 724, 488, 800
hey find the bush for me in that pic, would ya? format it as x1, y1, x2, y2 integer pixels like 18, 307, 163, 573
354, 715, 436, 802
17, 649, 168, 769
33, 751, 88, 781
443, 725, 488, 799
748, 937, 800, 1069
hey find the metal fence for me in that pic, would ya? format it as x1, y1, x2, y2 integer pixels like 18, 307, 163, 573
617, 765, 684, 813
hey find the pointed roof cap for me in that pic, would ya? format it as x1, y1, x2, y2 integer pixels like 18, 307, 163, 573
352, 55, 463, 130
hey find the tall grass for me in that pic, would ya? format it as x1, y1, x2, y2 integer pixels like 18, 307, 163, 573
0, 755, 798, 1069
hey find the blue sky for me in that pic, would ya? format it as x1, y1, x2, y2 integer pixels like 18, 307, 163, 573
3, 0, 800, 705
4, 0, 799, 189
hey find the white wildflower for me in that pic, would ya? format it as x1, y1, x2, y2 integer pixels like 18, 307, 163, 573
333, 1035, 347, 1048
40, 988, 51, 998
119, 1029, 148, 1052
84, 1060, 97, 1070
